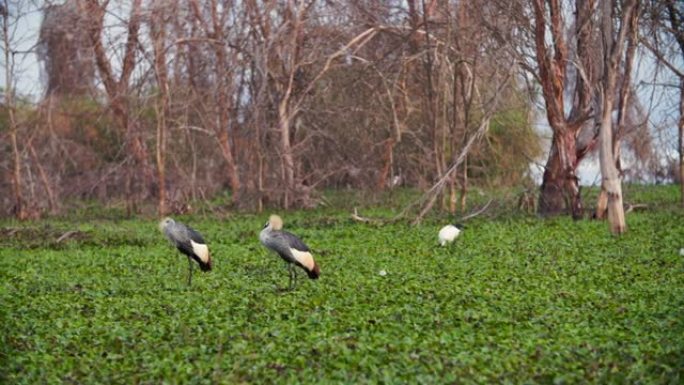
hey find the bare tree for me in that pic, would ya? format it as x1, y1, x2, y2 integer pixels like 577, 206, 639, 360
530, 0, 597, 219
1, 0, 26, 219
83, 0, 151, 213
187, 0, 241, 204
596, 0, 640, 234
649, 0, 684, 206
38, 0, 95, 97
0, 0, 599, 215
673, 0, 684, 207
151, 0, 171, 216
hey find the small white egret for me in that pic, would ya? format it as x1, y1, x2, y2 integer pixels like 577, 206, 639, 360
438, 223, 463, 246
159, 217, 212, 286
259, 214, 320, 289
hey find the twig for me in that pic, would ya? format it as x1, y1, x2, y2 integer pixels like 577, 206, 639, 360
459, 199, 494, 221
56, 231, 79, 243
624, 203, 647, 214
351, 207, 373, 223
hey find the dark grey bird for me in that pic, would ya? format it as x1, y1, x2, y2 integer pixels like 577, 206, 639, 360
159, 217, 212, 286
259, 214, 320, 289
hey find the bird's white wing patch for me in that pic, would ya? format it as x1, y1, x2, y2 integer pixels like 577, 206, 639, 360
190, 240, 210, 264
290, 248, 315, 271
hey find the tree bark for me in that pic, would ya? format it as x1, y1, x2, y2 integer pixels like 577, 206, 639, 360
278, 95, 296, 209
539, 130, 582, 219
532, 0, 592, 218
596, 3, 638, 219
188, 0, 241, 204
151, 1, 169, 217
377, 139, 395, 190
2, 7, 27, 219
28, 143, 58, 214
596, 0, 638, 235
84, 0, 151, 210
679, 79, 684, 207
666, 1, 684, 207
599, 109, 626, 234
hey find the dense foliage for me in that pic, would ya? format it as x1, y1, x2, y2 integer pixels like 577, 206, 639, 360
1, 186, 683, 384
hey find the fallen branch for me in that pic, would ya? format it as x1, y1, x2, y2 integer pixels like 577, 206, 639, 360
624, 203, 648, 214
351, 207, 377, 224
460, 199, 493, 221
56, 231, 79, 243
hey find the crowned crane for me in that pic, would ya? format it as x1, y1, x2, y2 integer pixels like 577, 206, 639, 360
259, 214, 320, 289
159, 217, 212, 286
438, 223, 463, 246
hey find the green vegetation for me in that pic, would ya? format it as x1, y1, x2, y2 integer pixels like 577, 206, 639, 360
1, 186, 683, 384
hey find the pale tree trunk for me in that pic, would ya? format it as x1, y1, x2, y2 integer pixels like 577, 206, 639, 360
596, 3, 638, 219
2, 7, 27, 219
278, 97, 296, 209
598, 106, 626, 234
596, 0, 638, 235
455, 58, 473, 214
151, 0, 169, 217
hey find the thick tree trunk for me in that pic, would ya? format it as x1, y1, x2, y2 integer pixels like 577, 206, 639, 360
679, 79, 684, 207
665, 2, 684, 207
539, 131, 583, 219
532, 0, 589, 220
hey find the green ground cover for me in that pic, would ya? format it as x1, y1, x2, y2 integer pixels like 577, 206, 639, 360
1, 186, 683, 384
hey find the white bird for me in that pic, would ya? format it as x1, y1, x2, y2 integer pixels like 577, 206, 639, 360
438, 223, 463, 246
259, 214, 320, 289
159, 217, 212, 286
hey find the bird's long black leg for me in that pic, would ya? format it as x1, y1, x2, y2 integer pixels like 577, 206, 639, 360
187, 258, 194, 286
288, 264, 295, 290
